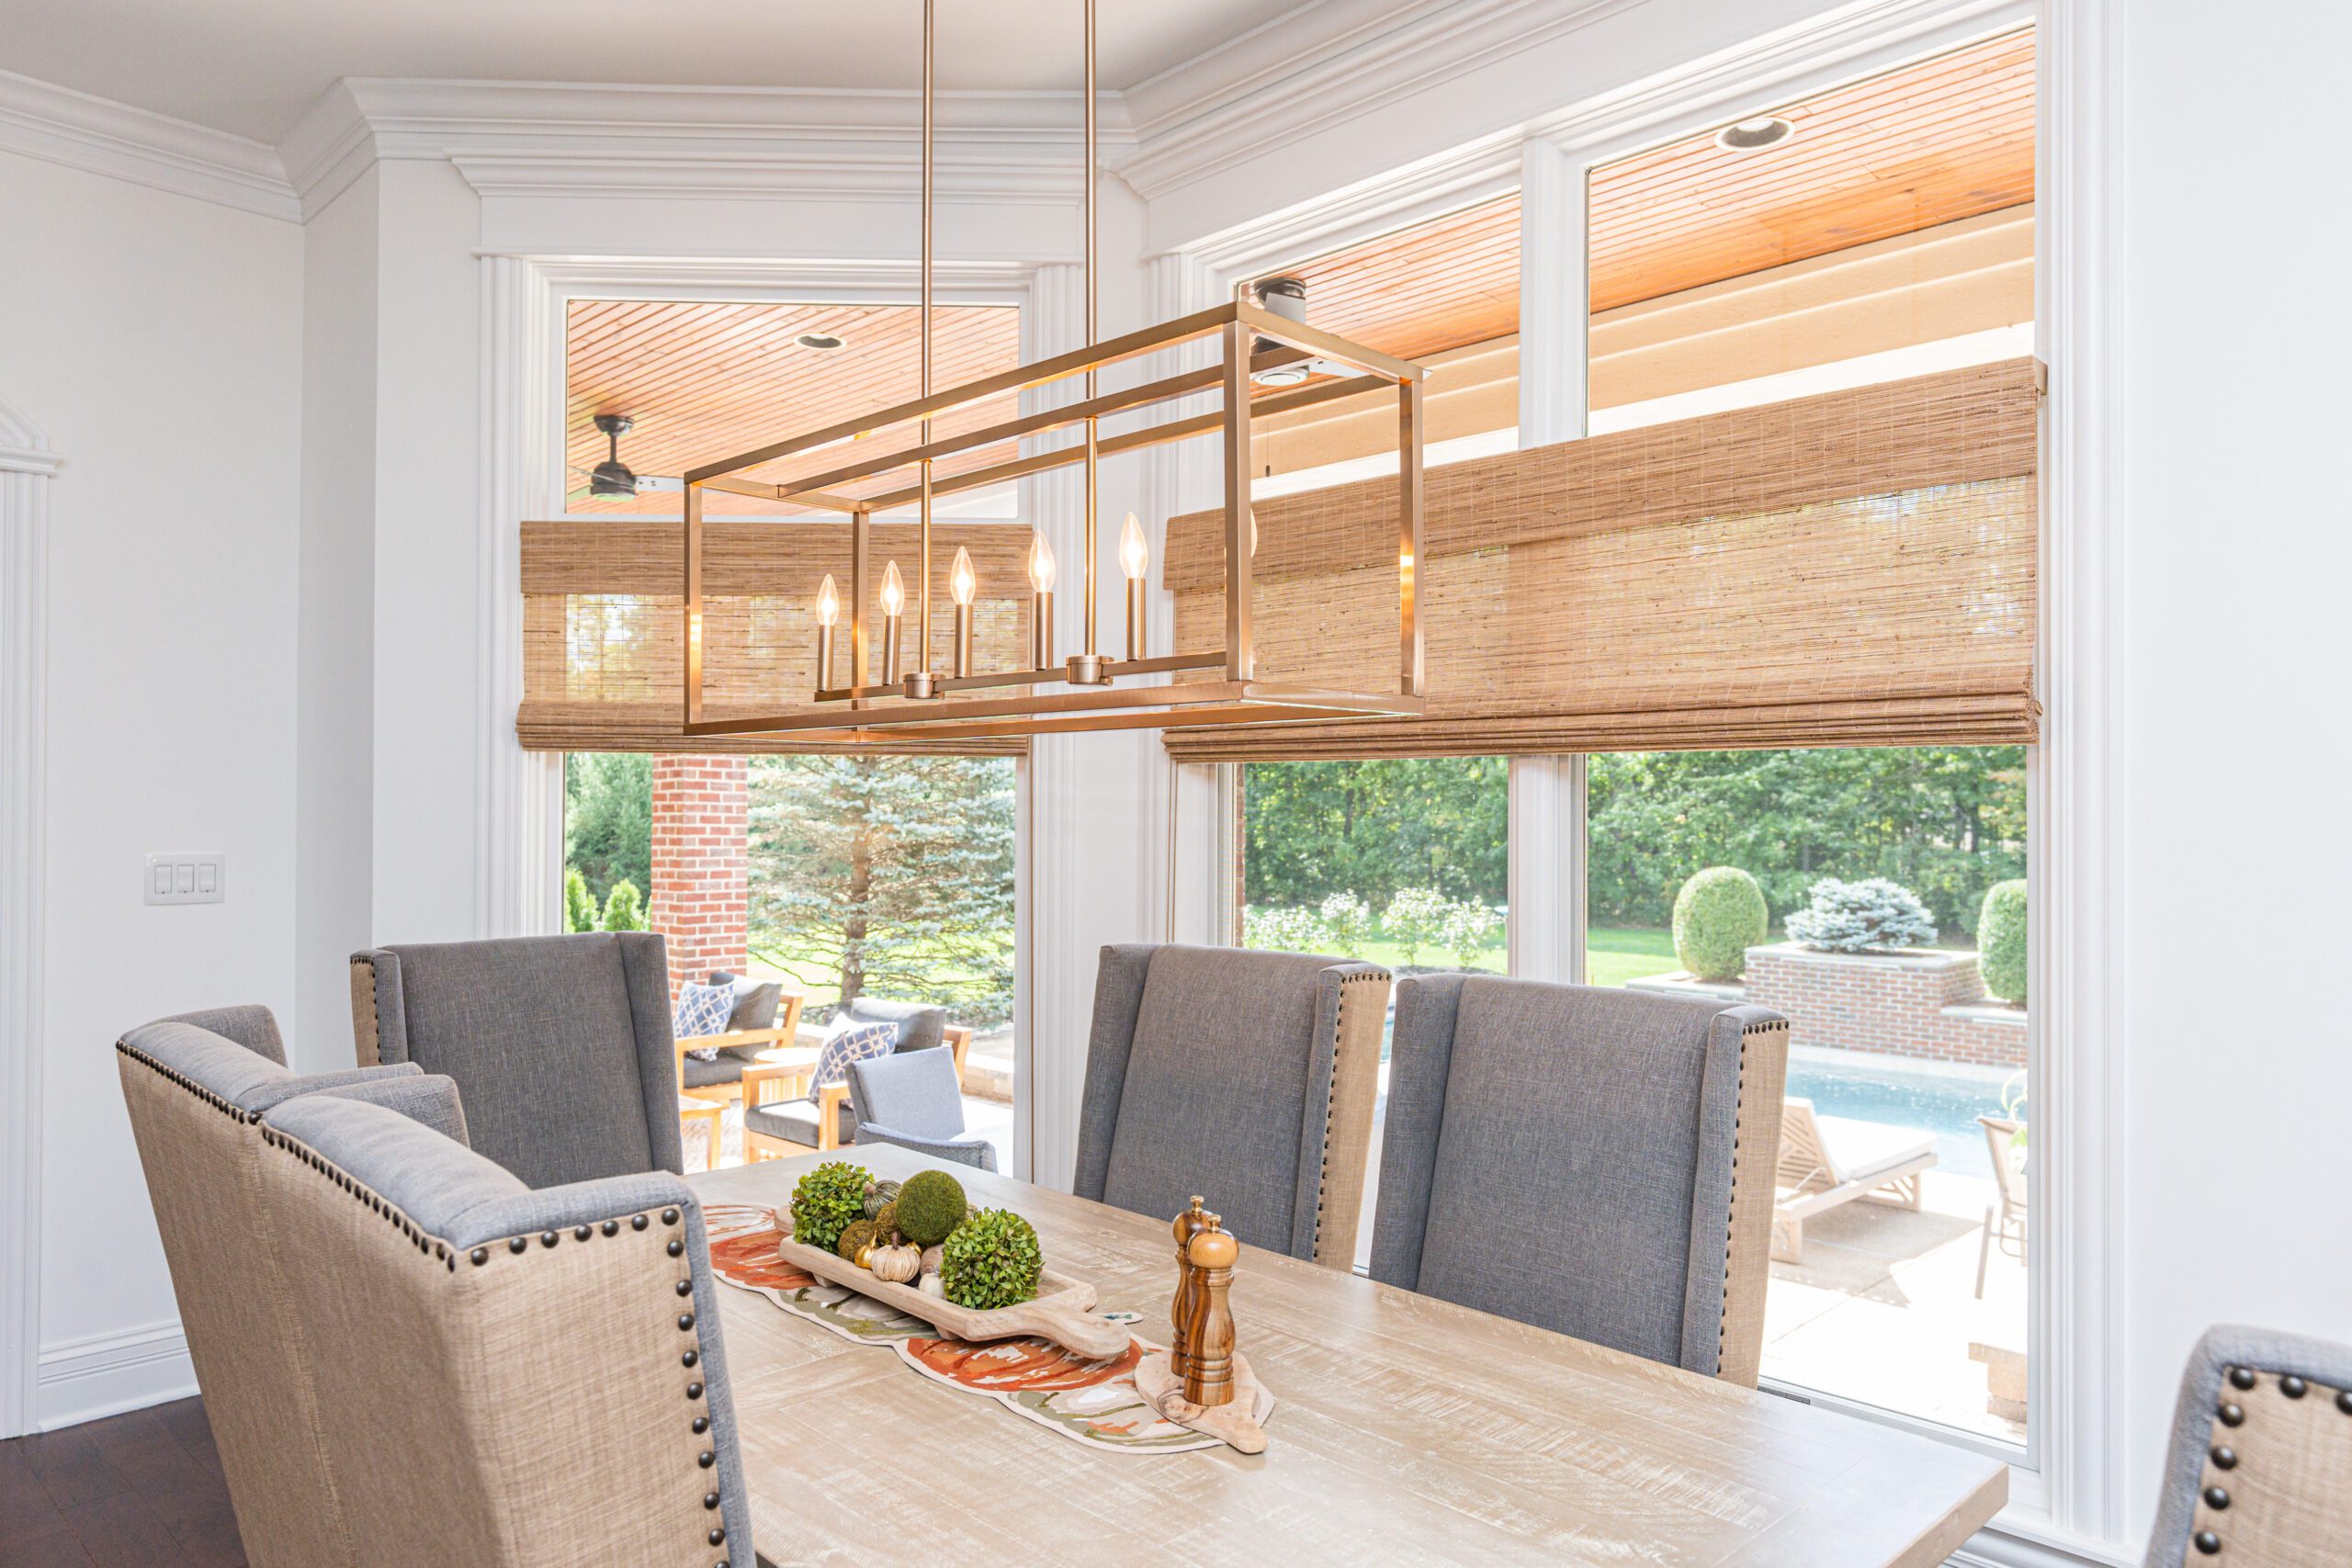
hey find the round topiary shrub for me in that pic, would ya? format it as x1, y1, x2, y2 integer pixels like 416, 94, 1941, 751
1672, 867, 1768, 982
1978, 879, 2028, 1004
894, 1168, 970, 1247
788, 1160, 871, 1255
939, 1208, 1043, 1310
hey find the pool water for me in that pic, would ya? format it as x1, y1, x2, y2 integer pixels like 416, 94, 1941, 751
1785, 1055, 2015, 1182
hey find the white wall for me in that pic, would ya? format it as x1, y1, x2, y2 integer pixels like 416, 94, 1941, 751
2113, 0, 2352, 1529
0, 148, 304, 1426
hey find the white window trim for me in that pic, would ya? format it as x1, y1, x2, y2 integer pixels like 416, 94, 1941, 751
1154, 0, 2135, 1556
481, 254, 1051, 1181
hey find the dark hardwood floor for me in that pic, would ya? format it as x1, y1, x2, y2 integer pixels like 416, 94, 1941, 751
0, 1399, 243, 1566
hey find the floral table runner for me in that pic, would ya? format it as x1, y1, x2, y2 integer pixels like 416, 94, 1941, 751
707, 1204, 1272, 1453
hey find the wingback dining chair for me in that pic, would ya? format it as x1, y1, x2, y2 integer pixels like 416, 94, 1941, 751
255, 1086, 757, 1568
351, 933, 682, 1188
845, 1046, 998, 1171
1073, 943, 1390, 1267
2143, 1325, 2352, 1565
1369, 975, 1791, 1386
115, 1007, 465, 1568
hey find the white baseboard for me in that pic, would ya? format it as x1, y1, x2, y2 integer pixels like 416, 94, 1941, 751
37, 1318, 194, 1430
1952, 1519, 2137, 1568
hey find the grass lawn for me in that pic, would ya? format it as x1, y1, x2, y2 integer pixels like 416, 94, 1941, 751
1586, 925, 1680, 987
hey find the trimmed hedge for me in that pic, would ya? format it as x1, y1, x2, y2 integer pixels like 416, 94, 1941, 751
1978, 879, 2028, 1003
1672, 867, 1768, 982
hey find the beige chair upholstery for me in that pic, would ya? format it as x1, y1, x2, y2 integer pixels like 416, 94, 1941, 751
2146, 1325, 2352, 1566
254, 1089, 755, 1568
114, 1008, 447, 1568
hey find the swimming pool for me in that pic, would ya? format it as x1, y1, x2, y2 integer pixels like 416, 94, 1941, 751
1785, 1053, 2017, 1182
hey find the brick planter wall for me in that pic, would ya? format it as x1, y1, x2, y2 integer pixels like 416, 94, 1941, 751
650, 754, 749, 998
1740, 943, 2026, 1068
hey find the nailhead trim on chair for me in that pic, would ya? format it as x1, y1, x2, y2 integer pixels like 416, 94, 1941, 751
255, 1127, 727, 1559
115, 1041, 263, 1124
1718, 1018, 1786, 1378
1309, 970, 1391, 1262
2188, 1363, 2352, 1560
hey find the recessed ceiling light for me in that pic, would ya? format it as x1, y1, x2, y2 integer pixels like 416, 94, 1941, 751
1715, 116, 1796, 152
796, 332, 847, 350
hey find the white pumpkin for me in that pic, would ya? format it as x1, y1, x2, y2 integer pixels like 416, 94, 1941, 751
918, 1272, 945, 1299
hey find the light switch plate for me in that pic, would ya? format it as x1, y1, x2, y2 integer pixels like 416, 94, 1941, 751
145, 852, 226, 906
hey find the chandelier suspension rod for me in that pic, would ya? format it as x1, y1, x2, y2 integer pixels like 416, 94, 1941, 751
918, 0, 935, 681
1081, 0, 1099, 664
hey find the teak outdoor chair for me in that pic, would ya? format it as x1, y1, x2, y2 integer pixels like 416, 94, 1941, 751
1974, 1112, 2029, 1297
1771, 1097, 1939, 1264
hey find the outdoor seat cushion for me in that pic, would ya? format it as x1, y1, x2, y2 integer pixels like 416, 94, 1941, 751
1813, 1111, 1937, 1183
709, 971, 785, 1051
840, 997, 946, 1055
745, 1096, 855, 1148
681, 1052, 746, 1091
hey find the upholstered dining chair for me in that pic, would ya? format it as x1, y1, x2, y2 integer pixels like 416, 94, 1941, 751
115, 1007, 463, 1567
256, 1086, 758, 1568
2143, 1325, 2352, 1565
1369, 976, 1790, 1387
1073, 943, 1390, 1267
351, 933, 683, 1188
845, 1046, 998, 1171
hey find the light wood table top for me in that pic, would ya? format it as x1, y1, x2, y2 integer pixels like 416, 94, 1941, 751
693, 1145, 2006, 1567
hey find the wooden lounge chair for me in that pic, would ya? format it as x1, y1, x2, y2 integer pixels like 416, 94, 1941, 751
1772, 1097, 1938, 1263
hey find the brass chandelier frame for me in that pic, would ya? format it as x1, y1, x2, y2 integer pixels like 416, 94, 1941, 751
679, 1, 1427, 744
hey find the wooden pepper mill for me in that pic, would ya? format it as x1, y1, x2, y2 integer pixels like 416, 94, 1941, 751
1170, 1197, 1210, 1382
1182, 1218, 1239, 1409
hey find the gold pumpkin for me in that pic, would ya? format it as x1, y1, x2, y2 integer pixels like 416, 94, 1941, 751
868, 1243, 922, 1284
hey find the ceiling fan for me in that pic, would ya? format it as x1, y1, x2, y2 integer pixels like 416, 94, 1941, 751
568, 413, 684, 501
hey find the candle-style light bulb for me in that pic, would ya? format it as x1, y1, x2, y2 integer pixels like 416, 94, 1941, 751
878, 559, 905, 684
1119, 513, 1148, 662
949, 546, 977, 678
1027, 531, 1056, 670
813, 573, 839, 692
1119, 512, 1150, 581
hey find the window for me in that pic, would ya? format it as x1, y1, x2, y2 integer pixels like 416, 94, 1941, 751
1585, 746, 2028, 1442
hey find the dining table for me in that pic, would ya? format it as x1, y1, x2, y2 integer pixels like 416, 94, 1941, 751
692, 1145, 2007, 1566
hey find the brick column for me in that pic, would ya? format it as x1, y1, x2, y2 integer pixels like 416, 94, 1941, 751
650, 754, 749, 998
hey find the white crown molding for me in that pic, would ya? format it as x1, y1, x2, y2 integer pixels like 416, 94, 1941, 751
0, 66, 297, 220
1118, 0, 1643, 202
282, 76, 1134, 219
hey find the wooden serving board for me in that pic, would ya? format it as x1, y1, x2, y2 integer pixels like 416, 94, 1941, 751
775, 1218, 1134, 1360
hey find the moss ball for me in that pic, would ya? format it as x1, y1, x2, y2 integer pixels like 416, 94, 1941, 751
894, 1169, 970, 1247
836, 1219, 879, 1261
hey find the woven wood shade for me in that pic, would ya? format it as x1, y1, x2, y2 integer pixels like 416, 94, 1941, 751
518, 520, 1033, 755
1162, 358, 2040, 761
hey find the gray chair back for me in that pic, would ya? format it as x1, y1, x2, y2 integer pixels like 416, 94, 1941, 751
257, 1089, 753, 1567
2145, 1325, 2352, 1566
351, 933, 682, 1188
1370, 975, 1789, 1385
115, 1008, 456, 1567
846, 1048, 997, 1171
839, 995, 947, 1055
1073, 943, 1389, 1267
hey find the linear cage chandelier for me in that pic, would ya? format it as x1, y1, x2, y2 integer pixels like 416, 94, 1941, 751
679, 2, 1427, 744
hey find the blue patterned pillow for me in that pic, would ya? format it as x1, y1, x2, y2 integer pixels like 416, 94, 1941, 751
673, 982, 738, 1060
809, 1021, 896, 1095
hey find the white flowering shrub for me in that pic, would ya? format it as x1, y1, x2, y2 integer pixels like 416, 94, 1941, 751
1317, 892, 1374, 953
1381, 887, 1451, 966
1784, 877, 1939, 953
1247, 905, 1326, 953
1440, 899, 1504, 969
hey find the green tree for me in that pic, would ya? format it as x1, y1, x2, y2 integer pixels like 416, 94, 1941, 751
746, 755, 1016, 1026
1241, 757, 1507, 912
600, 878, 647, 931
564, 751, 652, 908
1584, 746, 2024, 940
563, 868, 597, 933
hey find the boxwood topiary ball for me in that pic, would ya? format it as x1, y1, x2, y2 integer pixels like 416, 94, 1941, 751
939, 1208, 1042, 1310
1672, 866, 1769, 982
894, 1168, 969, 1247
1977, 878, 2028, 1004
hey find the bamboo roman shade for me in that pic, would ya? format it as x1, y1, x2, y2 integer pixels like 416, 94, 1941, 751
1161, 357, 2040, 761
518, 520, 1033, 755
